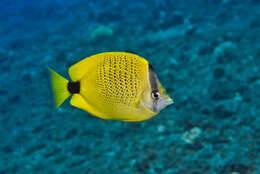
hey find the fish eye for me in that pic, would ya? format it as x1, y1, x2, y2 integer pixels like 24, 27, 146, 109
151, 91, 160, 100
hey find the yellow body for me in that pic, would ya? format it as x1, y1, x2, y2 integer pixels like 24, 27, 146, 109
50, 52, 172, 122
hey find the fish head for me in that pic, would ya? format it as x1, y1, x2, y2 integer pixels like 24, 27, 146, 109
139, 64, 173, 113
141, 81, 173, 113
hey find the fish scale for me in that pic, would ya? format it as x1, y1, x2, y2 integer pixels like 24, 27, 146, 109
95, 53, 146, 106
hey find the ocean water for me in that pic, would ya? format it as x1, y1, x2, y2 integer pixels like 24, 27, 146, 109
1, 0, 260, 173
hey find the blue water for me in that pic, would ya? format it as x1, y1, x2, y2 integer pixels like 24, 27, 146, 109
1, 0, 260, 173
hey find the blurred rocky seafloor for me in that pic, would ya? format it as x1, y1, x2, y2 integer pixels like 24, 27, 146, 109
0, 0, 260, 173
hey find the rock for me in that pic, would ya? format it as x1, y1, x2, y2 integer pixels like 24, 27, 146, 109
64, 128, 78, 139
213, 67, 226, 79
44, 147, 61, 158
90, 25, 114, 42
2, 145, 14, 154
211, 91, 232, 101
185, 25, 197, 36
213, 41, 237, 59
213, 105, 234, 119
250, 19, 260, 29
24, 144, 46, 156
157, 125, 165, 133
10, 94, 21, 104
32, 125, 45, 134
73, 145, 90, 155
170, 14, 184, 26
220, 163, 256, 174
199, 44, 214, 55
160, 13, 184, 29
182, 127, 202, 144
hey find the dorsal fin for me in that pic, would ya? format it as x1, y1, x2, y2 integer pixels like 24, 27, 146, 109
68, 56, 95, 81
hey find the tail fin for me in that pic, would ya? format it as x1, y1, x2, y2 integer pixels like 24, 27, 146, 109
49, 68, 71, 108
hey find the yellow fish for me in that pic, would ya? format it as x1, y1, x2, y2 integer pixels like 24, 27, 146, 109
49, 52, 173, 121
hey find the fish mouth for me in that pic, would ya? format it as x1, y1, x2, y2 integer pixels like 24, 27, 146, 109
157, 96, 173, 112
143, 96, 173, 113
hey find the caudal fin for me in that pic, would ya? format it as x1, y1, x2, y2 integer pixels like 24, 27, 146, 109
49, 68, 71, 108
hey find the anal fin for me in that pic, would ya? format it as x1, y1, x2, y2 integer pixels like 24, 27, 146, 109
70, 94, 110, 119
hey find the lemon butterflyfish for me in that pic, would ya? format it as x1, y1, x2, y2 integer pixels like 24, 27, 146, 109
49, 52, 173, 122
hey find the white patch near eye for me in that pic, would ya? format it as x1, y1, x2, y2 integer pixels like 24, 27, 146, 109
143, 102, 153, 112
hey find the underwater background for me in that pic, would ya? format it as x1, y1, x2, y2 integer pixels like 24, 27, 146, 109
1, 0, 260, 173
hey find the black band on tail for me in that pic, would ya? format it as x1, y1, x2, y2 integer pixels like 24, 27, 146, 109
68, 81, 80, 94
